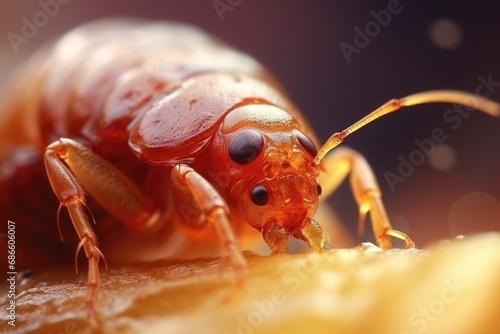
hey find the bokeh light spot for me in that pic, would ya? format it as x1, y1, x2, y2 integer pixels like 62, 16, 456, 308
429, 19, 463, 49
449, 192, 500, 236
429, 144, 456, 171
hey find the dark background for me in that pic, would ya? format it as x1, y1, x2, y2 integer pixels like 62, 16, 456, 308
1, 0, 499, 247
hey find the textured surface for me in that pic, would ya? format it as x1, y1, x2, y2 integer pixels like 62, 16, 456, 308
1, 233, 500, 334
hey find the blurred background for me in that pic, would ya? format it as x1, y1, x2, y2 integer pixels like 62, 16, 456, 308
0, 0, 499, 248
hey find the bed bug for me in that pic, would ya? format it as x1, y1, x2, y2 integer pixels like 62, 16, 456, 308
1, 18, 499, 331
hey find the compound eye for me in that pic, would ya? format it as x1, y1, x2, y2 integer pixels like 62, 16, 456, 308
229, 129, 264, 164
316, 183, 322, 197
294, 130, 317, 157
250, 184, 269, 206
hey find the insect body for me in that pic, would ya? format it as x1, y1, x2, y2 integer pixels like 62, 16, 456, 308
1, 19, 499, 330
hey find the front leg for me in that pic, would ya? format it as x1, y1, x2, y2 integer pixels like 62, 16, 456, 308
171, 164, 247, 284
44, 138, 159, 331
319, 147, 415, 249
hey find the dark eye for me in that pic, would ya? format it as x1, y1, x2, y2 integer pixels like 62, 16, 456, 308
250, 184, 269, 206
228, 129, 264, 164
316, 183, 322, 197
294, 130, 317, 157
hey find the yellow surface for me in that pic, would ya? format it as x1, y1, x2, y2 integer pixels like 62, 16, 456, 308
2, 233, 500, 334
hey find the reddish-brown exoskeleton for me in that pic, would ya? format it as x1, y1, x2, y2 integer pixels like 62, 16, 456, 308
1, 19, 499, 330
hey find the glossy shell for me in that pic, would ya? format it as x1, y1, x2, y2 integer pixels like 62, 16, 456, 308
0, 19, 319, 268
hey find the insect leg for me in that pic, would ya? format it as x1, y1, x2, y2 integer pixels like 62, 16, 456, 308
44, 138, 159, 331
171, 164, 247, 284
319, 147, 414, 249
46, 138, 159, 232
44, 149, 103, 331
